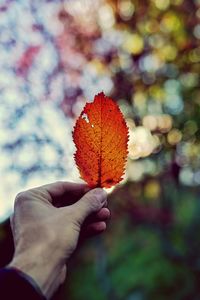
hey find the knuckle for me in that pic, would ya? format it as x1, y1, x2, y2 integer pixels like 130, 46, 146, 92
15, 188, 37, 206
71, 217, 81, 231
15, 191, 29, 206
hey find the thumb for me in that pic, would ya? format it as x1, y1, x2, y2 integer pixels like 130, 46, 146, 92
71, 188, 107, 225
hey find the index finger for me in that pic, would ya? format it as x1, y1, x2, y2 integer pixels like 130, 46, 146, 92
41, 181, 91, 207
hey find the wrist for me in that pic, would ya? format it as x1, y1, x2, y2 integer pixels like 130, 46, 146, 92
9, 251, 66, 299
5, 266, 46, 299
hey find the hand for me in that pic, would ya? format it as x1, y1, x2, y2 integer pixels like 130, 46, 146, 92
9, 182, 109, 299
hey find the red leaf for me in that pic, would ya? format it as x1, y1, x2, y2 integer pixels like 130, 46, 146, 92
72, 92, 129, 188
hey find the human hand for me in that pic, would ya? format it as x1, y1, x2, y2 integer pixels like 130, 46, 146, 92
9, 182, 109, 299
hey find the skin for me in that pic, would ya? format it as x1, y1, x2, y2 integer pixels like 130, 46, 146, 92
8, 181, 110, 299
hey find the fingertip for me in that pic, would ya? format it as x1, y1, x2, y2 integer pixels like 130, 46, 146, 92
92, 221, 107, 231
97, 221, 107, 231
96, 208, 111, 220
86, 221, 107, 235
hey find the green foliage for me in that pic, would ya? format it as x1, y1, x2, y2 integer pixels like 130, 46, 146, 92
69, 264, 106, 300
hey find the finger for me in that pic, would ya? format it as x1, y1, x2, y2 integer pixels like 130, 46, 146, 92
69, 188, 107, 225
84, 208, 111, 225
40, 181, 91, 206
86, 221, 107, 233
80, 221, 107, 241
94, 208, 111, 221
42, 181, 89, 197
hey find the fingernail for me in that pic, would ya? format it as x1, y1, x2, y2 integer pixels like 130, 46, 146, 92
92, 188, 107, 203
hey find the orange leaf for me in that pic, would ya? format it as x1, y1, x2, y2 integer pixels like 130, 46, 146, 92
72, 92, 129, 188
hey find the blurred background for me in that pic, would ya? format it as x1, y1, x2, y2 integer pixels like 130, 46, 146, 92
0, 0, 200, 299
